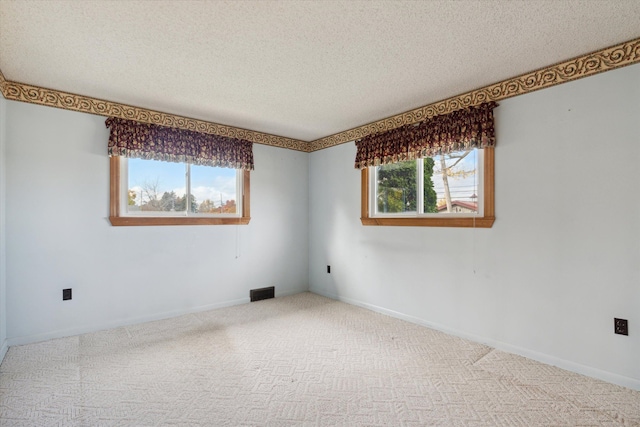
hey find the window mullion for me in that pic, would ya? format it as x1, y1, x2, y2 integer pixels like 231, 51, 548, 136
416, 159, 424, 215
236, 169, 243, 213
186, 163, 191, 216
370, 166, 378, 215
476, 149, 484, 215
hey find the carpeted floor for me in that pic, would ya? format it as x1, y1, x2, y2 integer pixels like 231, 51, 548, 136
0, 292, 638, 426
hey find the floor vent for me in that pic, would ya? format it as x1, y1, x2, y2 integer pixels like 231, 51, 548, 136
250, 286, 275, 302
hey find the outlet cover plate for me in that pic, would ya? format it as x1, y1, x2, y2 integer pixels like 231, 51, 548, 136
614, 318, 628, 336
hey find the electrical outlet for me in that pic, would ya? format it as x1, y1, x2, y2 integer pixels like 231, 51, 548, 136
327, 265, 331, 274
62, 288, 72, 301
614, 318, 628, 336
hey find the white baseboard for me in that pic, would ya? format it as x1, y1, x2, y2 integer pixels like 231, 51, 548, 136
6, 289, 310, 348
310, 288, 640, 391
275, 288, 305, 298
7, 296, 251, 347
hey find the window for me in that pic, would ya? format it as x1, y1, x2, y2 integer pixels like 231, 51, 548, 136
361, 147, 494, 227
109, 157, 250, 226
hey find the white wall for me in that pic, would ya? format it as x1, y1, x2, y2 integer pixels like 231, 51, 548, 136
0, 95, 7, 361
3, 62, 639, 390
5, 101, 308, 344
309, 63, 640, 390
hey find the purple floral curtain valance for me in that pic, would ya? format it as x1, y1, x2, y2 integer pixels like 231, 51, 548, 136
106, 117, 254, 170
354, 102, 498, 169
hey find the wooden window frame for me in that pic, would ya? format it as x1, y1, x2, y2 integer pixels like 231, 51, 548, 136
109, 157, 251, 226
360, 147, 495, 228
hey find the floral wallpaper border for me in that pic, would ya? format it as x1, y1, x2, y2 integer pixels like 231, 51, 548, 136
0, 69, 308, 152
1, 37, 639, 154
309, 37, 640, 151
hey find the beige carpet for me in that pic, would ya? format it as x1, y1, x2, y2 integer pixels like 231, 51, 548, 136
0, 292, 638, 426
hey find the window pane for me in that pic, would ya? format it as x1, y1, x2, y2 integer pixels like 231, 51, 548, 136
191, 165, 238, 214
430, 148, 479, 214
376, 160, 417, 214
127, 159, 187, 213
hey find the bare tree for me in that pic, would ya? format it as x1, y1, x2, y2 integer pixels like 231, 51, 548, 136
434, 150, 475, 212
140, 178, 162, 211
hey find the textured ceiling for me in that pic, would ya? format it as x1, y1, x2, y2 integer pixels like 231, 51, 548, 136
1, 0, 639, 142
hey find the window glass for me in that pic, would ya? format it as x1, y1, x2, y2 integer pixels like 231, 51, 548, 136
191, 164, 238, 215
376, 160, 417, 214
110, 157, 250, 226
431, 149, 478, 215
127, 158, 186, 214
122, 158, 241, 217
362, 147, 493, 228
374, 149, 480, 217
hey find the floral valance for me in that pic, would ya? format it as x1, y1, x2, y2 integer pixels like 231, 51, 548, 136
106, 117, 254, 170
354, 102, 498, 169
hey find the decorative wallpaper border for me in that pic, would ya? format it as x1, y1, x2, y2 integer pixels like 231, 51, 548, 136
1, 37, 639, 153
309, 37, 640, 152
0, 75, 310, 152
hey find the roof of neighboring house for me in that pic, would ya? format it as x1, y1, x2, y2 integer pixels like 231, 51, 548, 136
437, 201, 478, 212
